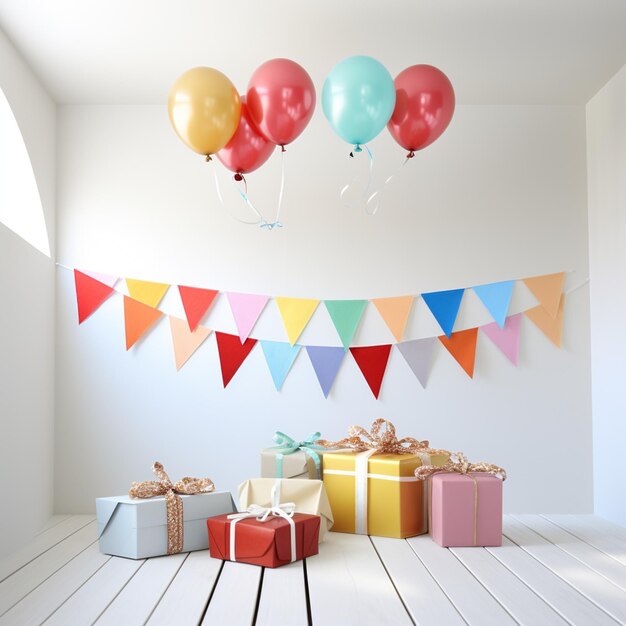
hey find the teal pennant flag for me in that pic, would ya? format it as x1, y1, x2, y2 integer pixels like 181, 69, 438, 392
421, 289, 465, 338
472, 280, 515, 328
324, 300, 368, 349
260, 341, 301, 391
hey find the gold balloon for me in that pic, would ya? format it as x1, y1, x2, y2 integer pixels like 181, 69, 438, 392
168, 67, 241, 156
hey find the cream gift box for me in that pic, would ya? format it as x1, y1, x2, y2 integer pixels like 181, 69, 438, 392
96, 491, 236, 559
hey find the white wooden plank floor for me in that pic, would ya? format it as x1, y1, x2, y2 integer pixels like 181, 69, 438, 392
0, 515, 624, 626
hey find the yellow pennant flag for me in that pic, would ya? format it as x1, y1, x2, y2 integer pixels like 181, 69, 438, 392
275, 297, 319, 345
169, 316, 212, 370
126, 278, 170, 308
371, 296, 414, 342
525, 294, 565, 347
523, 272, 564, 319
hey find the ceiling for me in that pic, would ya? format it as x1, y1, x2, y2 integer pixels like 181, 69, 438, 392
1, 0, 625, 105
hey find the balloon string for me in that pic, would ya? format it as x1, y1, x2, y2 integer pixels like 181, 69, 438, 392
257, 149, 285, 230
212, 162, 261, 226
340, 143, 375, 210
364, 156, 411, 216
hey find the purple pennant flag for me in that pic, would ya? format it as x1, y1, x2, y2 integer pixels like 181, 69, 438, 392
396, 337, 438, 388
305, 346, 346, 398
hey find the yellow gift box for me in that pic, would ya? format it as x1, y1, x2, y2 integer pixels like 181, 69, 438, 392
323, 450, 449, 538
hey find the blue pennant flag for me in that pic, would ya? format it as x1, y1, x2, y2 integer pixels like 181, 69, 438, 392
473, 280, 515, 328
260, 341, 301, 391
421, 289, 465, 338
306, 346, 346, 398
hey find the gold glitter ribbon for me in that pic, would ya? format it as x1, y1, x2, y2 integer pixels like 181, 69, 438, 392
317, 418, 449, 458
129, 462, 215, 555
415, 452, 507, 545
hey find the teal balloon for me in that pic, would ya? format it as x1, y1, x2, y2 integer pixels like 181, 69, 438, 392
322, 56, 396, 147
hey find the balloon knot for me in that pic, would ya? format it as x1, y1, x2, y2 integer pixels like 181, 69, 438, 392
234, 173, 243, 182
354, 144, 362, 153
205, 155, 212, 162
407, 151, 415, 159
281, 145, 286, 153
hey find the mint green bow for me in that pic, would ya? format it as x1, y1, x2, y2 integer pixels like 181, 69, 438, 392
270, 431, 326, 479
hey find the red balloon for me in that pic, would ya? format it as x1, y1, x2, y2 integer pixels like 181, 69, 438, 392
387, 65, 455, 154
247, 58, 316, 147
217, 98, 275, 175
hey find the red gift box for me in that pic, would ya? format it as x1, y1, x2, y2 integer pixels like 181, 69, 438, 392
207, 512, 320, 568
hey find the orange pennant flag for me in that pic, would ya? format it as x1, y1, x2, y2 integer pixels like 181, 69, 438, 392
169, 316, 212, 370
523, 272, 564, 319
124, 296, 163, 350
438, 327, 479, 378
525, 294, 565, 347
371, 296, 414, 342
125, 278, 170, 308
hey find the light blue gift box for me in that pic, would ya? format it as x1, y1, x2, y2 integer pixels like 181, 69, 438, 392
96, 491, 236, 559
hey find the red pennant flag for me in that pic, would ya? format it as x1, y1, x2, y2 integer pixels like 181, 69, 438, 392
124, 296, 163, 350
74, 269, 115, 324
215, 332, 258, 388
438, 328, 479, 378
349, 344, 392, 399
178, 285, 219, 332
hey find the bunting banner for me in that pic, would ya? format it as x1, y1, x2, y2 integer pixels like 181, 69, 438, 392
68, 266, 573, 398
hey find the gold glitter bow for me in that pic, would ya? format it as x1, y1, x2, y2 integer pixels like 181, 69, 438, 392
317, 418, 449, 457
129, 462, 215, 555
414, 452, 507, 481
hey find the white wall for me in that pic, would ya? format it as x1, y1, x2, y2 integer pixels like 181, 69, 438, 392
587, 63, 626, 527
55, 102, 591, 514
0, 27, 56, 556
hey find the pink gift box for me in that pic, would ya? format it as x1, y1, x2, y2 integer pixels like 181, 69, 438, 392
429, 472, 503, 547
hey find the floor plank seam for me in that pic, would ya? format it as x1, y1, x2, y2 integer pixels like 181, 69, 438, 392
404, 539, 470, 626
368, 537, 416, 626
197, 560, 225, 625
446, 546, 522, 625
0, 535, 100, 619
250, 566, 266, 626
35, 516, 71, 537
501, 527, 623, 624
89, 557, 149, 625
38, 553, 113, 625
302, 559, 313, 626
142, 552, 191, 626
0, 518, 97, 585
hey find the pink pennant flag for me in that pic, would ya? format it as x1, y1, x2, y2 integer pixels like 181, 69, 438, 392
480, 313, 522, 366
226, 292, 269, 342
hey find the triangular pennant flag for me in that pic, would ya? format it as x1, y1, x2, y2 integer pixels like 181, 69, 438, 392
324, 300, 368, 349
82, 270, 118, 289
275, 297, 319, 345
523, 272, 565, 319
123, 296, 163, 350
169, 316, 212, 370
215, 331, 257, 388
260, 341, 301, 391
349, 344, 392, 399
396, 337, 437, 388
372, 296, 414, 342
74, 269, 115, 324
306, 346, 346, 398
226, 292, 269, 342
481, 313, 522, 365
178, 285, 219, 332
126, 278, 170, 308
472, 280, 515, 328
525, 294, 565, 347
421, 289, 465, 338
438, 328, 479, 378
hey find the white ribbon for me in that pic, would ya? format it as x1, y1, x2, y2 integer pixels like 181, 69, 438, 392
227, 480, 297, 563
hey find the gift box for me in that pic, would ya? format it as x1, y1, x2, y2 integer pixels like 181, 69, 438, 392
96, 462, 236, 559
207, 511, 320, 568
97, 491, 236, 559
429, 472, 503, 547
260, 431, 329, 480
323, 450, 449, 538
238, 478, 334, 540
